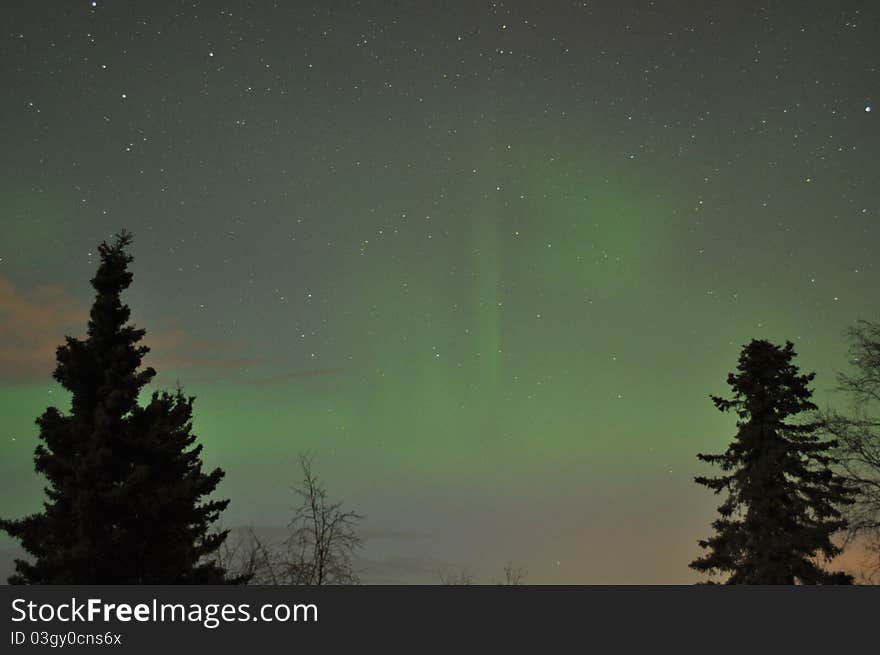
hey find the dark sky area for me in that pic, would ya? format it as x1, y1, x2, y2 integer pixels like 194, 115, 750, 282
1, 1, 878, 582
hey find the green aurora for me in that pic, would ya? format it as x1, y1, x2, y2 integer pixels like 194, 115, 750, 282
1, 1, 878, 582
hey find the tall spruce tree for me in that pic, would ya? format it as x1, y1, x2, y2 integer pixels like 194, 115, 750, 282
690, 339, 854, 584
1, 232, 234, 583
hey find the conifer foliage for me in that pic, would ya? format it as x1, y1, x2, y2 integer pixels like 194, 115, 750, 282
1, 232, 234, 583
691, 339, 854, 584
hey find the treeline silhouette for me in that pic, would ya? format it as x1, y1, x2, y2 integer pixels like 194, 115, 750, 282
2, 232, 879, 584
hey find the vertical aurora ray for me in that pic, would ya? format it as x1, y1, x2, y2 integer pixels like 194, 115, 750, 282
470, 172, 504, 396
464, 81, 510, 443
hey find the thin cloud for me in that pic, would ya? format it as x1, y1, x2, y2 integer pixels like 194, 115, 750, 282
0, 276, 87, 383
142, 328, 262, 374
0, 277, 261, 384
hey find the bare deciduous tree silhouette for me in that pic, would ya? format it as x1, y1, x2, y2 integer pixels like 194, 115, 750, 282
283, 453, 363, 584
823, 319, 880, 580
439, 561, 527, 585
218, 454, 363, 585
497, 560, 527, 585
439, 567, 474, 585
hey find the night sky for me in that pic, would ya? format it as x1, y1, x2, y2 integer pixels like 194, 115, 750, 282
1, 1, 878, 583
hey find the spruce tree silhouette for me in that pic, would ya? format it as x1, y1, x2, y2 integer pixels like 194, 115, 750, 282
690, 339, 855, 584
0, 232, 235, 583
